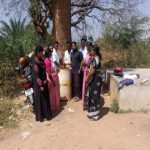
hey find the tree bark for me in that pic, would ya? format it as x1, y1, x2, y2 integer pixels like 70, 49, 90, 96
52, 0, 72, 52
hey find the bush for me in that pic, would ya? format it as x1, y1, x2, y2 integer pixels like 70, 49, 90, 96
110, 100, 119, 113
0, 22, 51, 96
99, 16, 150, 68
110, 100, 133, 113
98, 39, 150, 68
123, 42, 150, 67
0, 99, 17, 128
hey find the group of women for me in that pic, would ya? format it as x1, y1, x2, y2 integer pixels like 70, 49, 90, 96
27, 39, 102, 122
32, 44, 60, 122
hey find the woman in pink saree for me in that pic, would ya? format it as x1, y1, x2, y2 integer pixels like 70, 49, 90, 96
82, 44, 92, 102
44, 47, 60, 111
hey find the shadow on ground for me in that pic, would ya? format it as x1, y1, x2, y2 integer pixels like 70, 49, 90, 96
52, 96, 110, 119
99, 96, 110, 119
52, 101, 68, 119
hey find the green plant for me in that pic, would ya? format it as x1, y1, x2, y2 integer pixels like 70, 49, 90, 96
102, 16, 149, 49
0, 17, 27, 38
110, 100, 119, 113
0, 18, 51, 96
118, 109, 133, 114
99, 15, 150, 68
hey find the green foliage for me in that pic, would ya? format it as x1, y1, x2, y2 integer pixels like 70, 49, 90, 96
100, 16, 150, 68
0, 18, 51, 96
110, 100, 134, 114
102, 16, 149, 48
0, 17, 27, 38
29, 0, 43, 18
124, 42, 150, 67
118, 109, 133, 114
110, 100, 119, 113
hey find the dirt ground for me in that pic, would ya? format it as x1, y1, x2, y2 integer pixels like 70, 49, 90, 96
0, 94, 150, 150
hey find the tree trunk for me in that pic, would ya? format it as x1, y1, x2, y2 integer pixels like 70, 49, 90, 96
52, 0, 71, 52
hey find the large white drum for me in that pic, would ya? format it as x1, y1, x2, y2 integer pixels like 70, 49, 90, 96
58, 69, 72, 100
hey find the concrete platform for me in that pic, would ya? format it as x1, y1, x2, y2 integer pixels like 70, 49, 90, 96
107, 69, 150, 111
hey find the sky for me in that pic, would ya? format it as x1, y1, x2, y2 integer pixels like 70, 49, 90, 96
73, 0, 150, 41
0, 0, 150, 41
139, 0, 150, 39
138, 0, 150, 16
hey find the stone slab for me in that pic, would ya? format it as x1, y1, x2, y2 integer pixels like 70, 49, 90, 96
107, 68, 150, 111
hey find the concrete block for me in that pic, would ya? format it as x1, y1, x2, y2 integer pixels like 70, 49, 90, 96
108, 68, 150, 111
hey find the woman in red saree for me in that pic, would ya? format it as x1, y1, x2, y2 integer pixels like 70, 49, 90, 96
44, 47, 60, 111
82, 43, 92, 102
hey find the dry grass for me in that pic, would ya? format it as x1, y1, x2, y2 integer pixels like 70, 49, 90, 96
99, 41, 150, 69
0, 99, 18, 128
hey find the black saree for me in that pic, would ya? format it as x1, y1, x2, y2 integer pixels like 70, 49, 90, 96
33, 57, 51, 122
84, 56, 102, 119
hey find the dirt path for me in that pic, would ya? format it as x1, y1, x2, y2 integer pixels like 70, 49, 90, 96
0, 95, 150, 150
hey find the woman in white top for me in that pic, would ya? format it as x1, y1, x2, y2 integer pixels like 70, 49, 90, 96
64, 41, 72, 69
